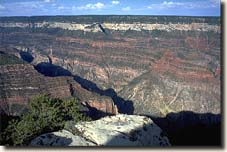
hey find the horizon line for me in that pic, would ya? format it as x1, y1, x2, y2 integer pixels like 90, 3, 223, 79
0, 14, 221, 18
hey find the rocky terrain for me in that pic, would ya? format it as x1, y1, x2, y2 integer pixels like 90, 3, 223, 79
0, 52, 118, 117
0, 15, 221, 146
0, 15, 220, 117
30, 114, 170, 146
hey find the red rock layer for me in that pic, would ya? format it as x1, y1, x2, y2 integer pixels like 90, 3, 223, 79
0, 63, 118, 116
153, 51, 214, 82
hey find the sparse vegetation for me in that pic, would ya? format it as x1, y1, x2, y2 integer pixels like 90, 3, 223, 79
2, 95, 90, 146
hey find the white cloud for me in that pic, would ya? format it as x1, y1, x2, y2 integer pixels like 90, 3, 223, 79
147, 6, 152, 9
10, 1, 44, 10
211, 0, 219, 4
122, 6, 130, 11
112, 1, 120, 5
0, 4, 5, 10
44, 0, 55, 3
77, 2, 105, 10
30, 4, 40, 9
147, 0, 219, 10
210, 0, 220, 7
163, 1, 184, 8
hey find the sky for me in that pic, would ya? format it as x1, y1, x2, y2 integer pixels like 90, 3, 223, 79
0, 0, 221, 16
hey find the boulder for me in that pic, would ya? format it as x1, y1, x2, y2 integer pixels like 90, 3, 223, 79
30, 114, 171, 146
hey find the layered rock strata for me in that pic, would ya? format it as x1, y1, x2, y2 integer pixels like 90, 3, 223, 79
0, 22, 220, 32
0, 16, 221, 117
0, 54, 117, 116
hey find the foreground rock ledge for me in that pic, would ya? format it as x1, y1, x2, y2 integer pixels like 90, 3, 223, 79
30, 114, 171, 146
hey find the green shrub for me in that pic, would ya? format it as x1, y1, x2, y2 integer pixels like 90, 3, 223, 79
3, 95, 89, 146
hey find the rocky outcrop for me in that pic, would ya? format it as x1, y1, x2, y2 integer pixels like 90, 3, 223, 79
30, 114, 171, 146
70, 81, 119, 117
0, 53, 118, 116
81, 100, 118, 116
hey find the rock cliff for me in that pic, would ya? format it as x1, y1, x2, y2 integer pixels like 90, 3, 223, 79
0, 53, 117, 116
0, 22, 220, 33
30, 114, 170, 146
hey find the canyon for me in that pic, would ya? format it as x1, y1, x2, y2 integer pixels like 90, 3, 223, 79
0, 15, 221, 146
0, 15, 220, 117
0, 52, 118, 117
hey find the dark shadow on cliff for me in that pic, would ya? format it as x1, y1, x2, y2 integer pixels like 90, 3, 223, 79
33, 62, 134, 115
29, 134, 73, 146
19, 51, 34, 63
0, 51, 6, 54
100, 111, 221, 147
146, 111, 221, 146
34, 62, 72, 77
74, 76, 134, 114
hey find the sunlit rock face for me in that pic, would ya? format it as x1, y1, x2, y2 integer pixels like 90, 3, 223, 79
30, 114, 171, 146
